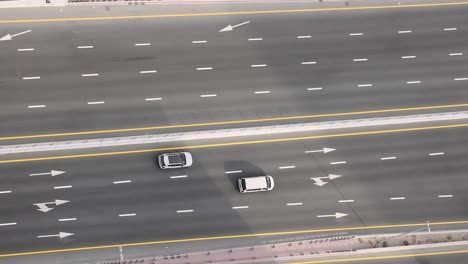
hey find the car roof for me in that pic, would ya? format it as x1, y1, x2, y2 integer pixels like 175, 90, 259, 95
244, 176, 268, 189
167, 153, 183, 164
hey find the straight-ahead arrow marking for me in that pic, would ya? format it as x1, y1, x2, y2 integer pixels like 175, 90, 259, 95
317, 212, 348, 219
219, 21, 250, 32
304, 147, 335, 154
37, 232, 74, 239
0, 30, 31, 41
311, 174, 342, 186
29, 170, 66, 177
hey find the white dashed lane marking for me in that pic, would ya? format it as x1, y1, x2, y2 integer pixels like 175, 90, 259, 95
119, 213, 136, 217
406, 81, 421, 84
177, 210, 194, 213
402, 56, 416, 59
449, 53, 463, 56
398, 30, 412, 34
200, 94, 217, 98
0, 222, 16, 227
255, 90, 270, 94
297, 35, 311, 39
170, 175, 188, 179
22, 76, 40, 80
145, 98, 162, 101
232, 206, 249, 209
28, 105, 46, 109
54, 185, 72, 189
77, 46, 94, 49
357, 84, 373, 87
113, 180, 131, 184
135, 43, 151, 46
301, 61, 317, 65
287, 203, 303, 206
330, 161, 347, 165
18, 48, 34, 51
454, 77, 468, 81
87, 101, 105, 105
443, 28, 457, 31
307, 87, 323, 91
349, 33, 364, 36
429, 152, 445, 156
279, 165, 296, 170
192, 40, 207, 44
390, 197, 406, 200
81, 73, 99, 77
339, 200, 354, 203
59, 218, 77, 222
139, 70, 157, 74
251, 64, 267, 68
225, 170, 242, 174
196, 67, 213, 71
248, 38, 263, 41
380, 157, 396, 160
438, 195, 453, 198
0, 191, 12, 194
353, 58, 368, 62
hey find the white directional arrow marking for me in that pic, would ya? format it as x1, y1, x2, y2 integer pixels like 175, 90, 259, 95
34, 199, 70, 213
219, 21, 250, 32
317, 212, 348, 219
38, 232, 74, 239
310, 174, 342, 186
305, 147, 336, 154
29, 170, 66, 177
0, 30, 31, 41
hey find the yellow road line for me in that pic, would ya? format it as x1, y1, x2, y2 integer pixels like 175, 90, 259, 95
1, 220, 468, 258
1, 2, 468, 23
290, 249, 468, 264
1, 123, 468, 164
2, 103, 468, 141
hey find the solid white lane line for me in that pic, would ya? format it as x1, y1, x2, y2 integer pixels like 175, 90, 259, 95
200, 94, 217, 98
255, 90, 270, 94
307, 87, 323, 91
225, 170, 242, 174
113, 180, 131, 184
28, 105, 46, 109
349, 33, 364, 36
454, 77, 468, 81
139, 70, 157, 74
380, 156, 396, 160
406, 81, 421, 84
357, 83, 373, 87
330, 161, 347, 165
77, 46, 94, 49
353, 58, 368, 62
429, 152, 445, 156
449, 53, 463, 56
443, 28, 457, 31
0, 222, 16, 226
297, 35, 311, 39
18, 48, 34, 51
287, 203, 303, 206
398, 30, 412, 34
301, 61, 317, 65
339, 200, 354, 203
87, 101, 105, 105
22, 76, 40, 80
170, 175, 188, 179
402, 56, 416, 59
135, 43, 151, 46
119, 213, 136, 217
196, 67, 213, 71
251, 64, 267, 68
248, 38, 263, 41
59, 218, 77, 222
145, 97, 162, 101
81, 73, 99, 77
438, 195, 453, 198
232, 206, 249, 209
0, 191, 12, 194
54, 185, 72, 189
177, 210, 194, 213
390, 197, 406, 200
279, 165, 296, 170
192, 40, 207, 44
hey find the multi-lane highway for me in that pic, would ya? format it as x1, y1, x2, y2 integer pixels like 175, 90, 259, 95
1, 1, 468, 264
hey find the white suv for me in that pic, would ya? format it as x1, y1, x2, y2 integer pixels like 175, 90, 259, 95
158, 152, 193, 169
238, 176, 274, 193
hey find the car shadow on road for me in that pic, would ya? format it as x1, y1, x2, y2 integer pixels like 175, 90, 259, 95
223, 160, 267, 190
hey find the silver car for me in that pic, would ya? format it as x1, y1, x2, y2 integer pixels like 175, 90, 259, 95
158, 152, 193, 169
238, 176, 274, 193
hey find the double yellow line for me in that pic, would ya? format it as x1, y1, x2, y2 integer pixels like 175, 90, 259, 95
1, 1, 468, 23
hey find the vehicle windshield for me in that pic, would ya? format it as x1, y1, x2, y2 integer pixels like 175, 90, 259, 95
241, 179, 246, 190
